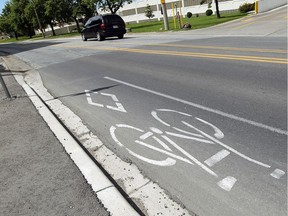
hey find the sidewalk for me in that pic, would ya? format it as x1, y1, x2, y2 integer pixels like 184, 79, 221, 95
0, 57, 110, 215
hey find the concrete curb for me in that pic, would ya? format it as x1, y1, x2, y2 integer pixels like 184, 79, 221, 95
2, 54, 193, 216
1, 57, 140, 216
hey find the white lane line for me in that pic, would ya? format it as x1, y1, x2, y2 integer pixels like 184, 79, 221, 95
270, 169, 285, 179
204, 149, 231, 167
104, 77, 287, 136
217, 176, 237, 191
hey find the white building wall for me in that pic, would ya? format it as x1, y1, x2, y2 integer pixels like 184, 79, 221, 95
258, 0, 287, 13
118, 0, 256, 23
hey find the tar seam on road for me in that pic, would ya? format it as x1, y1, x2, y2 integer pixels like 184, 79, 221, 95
29, 86, 145, 216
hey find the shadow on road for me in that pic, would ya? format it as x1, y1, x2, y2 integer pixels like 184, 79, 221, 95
46, 84, 119, 101
0, 41, 66, 56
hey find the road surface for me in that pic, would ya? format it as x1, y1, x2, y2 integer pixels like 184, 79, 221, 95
1, 6, 287, 216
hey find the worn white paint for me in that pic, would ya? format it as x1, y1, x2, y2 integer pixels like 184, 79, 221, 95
152, 136, 172, 151
162, 135, 218, 177
85, 90, 127, 113
196, 117, 224, 139
172, 127, 204, 137
204, 149, 231, 167
270, 169, 285, 179
182, 121, 271, 168
166, 131, 215, 144
4, 55, 192, 216
217, 176, 237, 191
140, 131, 154, 140
134, 140, 182, 166
85, 90, 104, 107
105, 77, 287, 136
110, 124, 193, 165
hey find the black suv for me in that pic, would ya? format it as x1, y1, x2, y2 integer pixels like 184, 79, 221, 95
81, 14, 126, 41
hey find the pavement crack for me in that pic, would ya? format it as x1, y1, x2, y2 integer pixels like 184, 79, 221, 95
95, 185, 114, 194
128, 180, 151, 196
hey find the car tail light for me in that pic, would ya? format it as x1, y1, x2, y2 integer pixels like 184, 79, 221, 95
100, 24, 105, 30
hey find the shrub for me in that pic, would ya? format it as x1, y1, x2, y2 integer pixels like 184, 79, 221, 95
206, 9, 213, 16
239, 3, 255, 13
144, 4, 155, 20
187, 12, 192, 18
182, 23, 192, 29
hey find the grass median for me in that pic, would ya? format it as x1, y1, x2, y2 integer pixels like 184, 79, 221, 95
127, 12, 247, 33
0, 12, 247, 43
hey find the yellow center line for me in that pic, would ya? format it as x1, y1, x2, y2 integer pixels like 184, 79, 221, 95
231, 21, 257, 30
117, 47, 287, 64
144, 43, 287, 54
56, 45, 287, 65
107, 42, 286, 54
241, 18, 253, 22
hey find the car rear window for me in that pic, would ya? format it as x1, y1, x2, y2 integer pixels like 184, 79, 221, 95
103, 15, 124, 25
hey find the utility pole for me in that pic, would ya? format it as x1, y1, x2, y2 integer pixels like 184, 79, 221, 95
161, 0, 169, 31
31, 0, 45, 38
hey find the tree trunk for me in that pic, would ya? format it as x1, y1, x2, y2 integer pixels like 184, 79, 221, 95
49, 22, 56, 36
14, 31, 18, 40
73, 17, 81, 33
215, 0, 221, 18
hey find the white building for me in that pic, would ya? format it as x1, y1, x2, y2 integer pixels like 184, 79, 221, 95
117, 0, 286, 23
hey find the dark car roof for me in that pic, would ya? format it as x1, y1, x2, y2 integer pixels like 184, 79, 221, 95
84, 14, 123, 27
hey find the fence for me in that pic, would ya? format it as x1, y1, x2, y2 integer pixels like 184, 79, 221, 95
117, 0, 255, 23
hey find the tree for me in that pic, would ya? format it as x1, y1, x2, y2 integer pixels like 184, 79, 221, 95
144, 4, 154, 20
25, 0, 49, 37
71, 0, 99, 31
45, 0, 74, 36
98, 0, 132, 14
200, 0, 220, 18
0, 3, 16, 37
10, 0, 35, 38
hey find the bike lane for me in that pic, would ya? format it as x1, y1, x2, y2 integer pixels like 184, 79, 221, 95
37, 61, 287, 216
3, 33, 286, 216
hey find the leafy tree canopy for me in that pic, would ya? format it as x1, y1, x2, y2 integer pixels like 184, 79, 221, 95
98, 0, 132, 14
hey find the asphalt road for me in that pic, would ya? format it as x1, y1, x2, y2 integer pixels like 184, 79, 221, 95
1, 6, 287, 216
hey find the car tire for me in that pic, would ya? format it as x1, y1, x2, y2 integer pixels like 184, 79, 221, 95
97, 32, 103, 41
81, 34, 87, 41
118, 34, 124, 39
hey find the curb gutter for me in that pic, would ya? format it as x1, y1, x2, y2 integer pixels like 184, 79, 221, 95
2, 55, 193, 216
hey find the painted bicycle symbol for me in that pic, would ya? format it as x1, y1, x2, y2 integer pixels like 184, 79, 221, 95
110, 109, 285, 191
